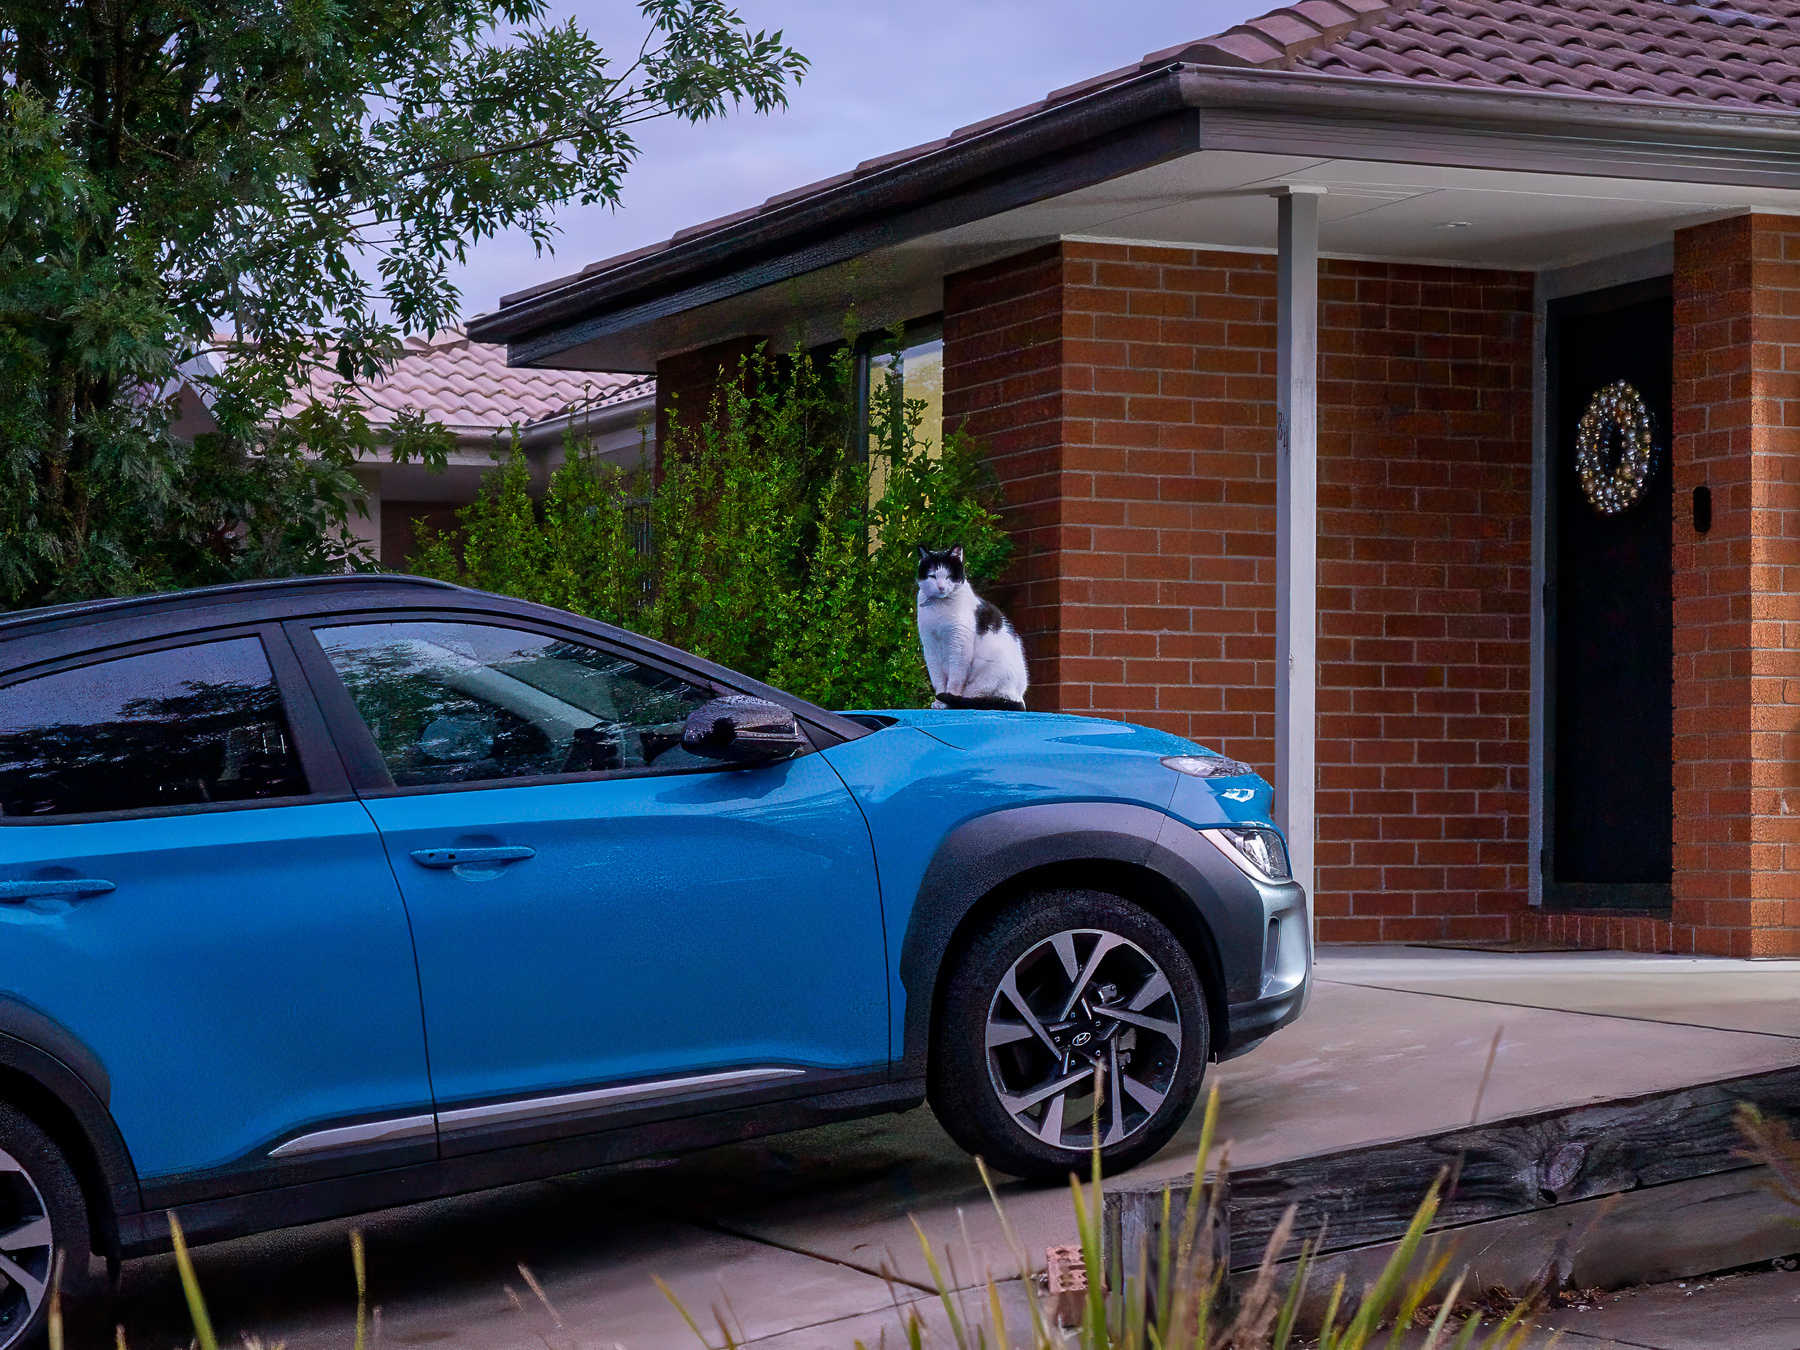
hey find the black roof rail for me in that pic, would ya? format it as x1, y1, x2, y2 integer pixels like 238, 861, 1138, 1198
0, 573, 466, 633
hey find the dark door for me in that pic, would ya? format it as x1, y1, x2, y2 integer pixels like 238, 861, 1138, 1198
1546, 280, 1673, 909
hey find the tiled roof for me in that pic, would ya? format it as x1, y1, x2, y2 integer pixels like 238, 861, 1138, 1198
488, 0, 1800, 318
1183, 0, 1800, 109
291, 329, 651, 434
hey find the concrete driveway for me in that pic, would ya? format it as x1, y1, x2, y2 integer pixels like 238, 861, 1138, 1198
75, 947, 1800, 1350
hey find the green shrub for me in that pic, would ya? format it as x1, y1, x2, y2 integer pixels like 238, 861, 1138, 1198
412, 338, 1011, 710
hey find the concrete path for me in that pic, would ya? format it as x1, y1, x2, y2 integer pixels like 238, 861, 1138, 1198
77, 948, 1800, 1350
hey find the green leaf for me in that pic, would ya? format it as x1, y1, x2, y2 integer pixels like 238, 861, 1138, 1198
0, 0, 805, 608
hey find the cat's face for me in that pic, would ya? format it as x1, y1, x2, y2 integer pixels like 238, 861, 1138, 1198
916, 545, 966, 601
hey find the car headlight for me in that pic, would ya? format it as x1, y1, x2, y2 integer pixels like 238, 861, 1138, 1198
1162, 753, 1253, 778
1200, 825, 1292, 882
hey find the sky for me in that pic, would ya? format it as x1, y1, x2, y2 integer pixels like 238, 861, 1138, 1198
449, 0, 1266, 320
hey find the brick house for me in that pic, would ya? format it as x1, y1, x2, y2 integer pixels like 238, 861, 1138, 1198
468, 0, 1800, 958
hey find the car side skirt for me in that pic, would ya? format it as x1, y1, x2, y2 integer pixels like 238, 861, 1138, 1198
121, 1074, 919, 1255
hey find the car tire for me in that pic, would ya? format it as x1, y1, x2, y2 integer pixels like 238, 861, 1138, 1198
0, 1103, 91, 1350
928, 890, 1211, 1180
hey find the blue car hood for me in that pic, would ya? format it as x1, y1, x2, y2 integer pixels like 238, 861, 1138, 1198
850, 709, 1276, 830
874, 708, 1190, 754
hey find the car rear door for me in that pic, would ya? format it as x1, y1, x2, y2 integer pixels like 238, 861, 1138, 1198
0, 624, 435, 1202
288, 614, 888, 1157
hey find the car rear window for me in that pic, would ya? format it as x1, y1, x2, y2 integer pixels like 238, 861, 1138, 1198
0, 637, 308, 818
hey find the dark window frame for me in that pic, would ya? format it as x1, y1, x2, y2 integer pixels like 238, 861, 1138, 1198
285, 612, 817, 800
0, 623, 346, 827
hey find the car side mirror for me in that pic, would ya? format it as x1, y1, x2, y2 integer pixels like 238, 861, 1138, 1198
682, 695, 809, 764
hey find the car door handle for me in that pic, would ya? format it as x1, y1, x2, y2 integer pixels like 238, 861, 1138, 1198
409, 847, 536, 869
0, 879, 116, 901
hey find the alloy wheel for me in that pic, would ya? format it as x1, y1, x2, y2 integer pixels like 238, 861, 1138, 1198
0, 1144, 52, 1350
983, 927, 1183, 1150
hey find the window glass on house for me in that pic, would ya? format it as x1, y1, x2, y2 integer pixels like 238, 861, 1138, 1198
315, 621, 716, 787
864, 319, 944, 461
862, 319, 944, 522
0, 638, 308, 817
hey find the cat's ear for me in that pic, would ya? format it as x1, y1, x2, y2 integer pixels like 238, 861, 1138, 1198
917, 544, 931, 560
950, 545, 964, 561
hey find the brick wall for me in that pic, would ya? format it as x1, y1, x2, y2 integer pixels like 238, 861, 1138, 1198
1665, 214, 1800, 957
1315, 263, 1535, 943
943, 247, 1071, 696
654, 335, 767, 457
943, 241, 1535, 941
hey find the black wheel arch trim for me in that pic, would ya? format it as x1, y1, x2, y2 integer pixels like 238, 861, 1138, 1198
899, 801, 1283, 1076
0, 1000, 142, 1241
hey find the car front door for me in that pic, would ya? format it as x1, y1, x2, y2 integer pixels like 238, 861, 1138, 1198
0, 627, 435, 1201
291, 616, 888, 1157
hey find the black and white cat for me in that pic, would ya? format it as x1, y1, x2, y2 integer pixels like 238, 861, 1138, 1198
916, 545, 1029, 711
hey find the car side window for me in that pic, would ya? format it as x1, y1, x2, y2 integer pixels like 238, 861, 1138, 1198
314, 621, 719, 788
0, 637, 309, 818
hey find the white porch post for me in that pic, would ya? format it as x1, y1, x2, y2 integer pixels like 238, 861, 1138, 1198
1272, 186, 1322, 933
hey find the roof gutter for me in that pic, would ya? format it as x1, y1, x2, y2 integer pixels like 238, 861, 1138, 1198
1180, 66, 1800, 181
517, 387, 654, 452
471, 63, 1800, 362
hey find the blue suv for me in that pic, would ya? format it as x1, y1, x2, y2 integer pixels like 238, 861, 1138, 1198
0, 575, 1308, 1346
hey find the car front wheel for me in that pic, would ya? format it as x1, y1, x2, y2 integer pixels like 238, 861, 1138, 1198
0, 1103, 90, 1350
928, 890, 1211, 1179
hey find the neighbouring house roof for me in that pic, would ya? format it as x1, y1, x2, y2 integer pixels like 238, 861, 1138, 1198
469, 0, 1800, 367
290, 328, 652, 440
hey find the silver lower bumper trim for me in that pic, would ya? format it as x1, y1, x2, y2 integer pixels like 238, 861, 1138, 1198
438, 1066, 806, 1130
268, 1114, 436, 1158
268, 1067, 807, 1157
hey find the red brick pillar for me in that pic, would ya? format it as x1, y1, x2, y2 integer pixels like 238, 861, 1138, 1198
942, 246, 1072, 709
942, 240, 1282, 740
1671, 213, 1800, 957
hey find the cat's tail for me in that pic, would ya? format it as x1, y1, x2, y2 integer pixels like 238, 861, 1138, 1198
932, 692, 1028, 712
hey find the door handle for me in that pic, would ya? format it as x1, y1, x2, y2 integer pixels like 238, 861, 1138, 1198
0, 879, 116, 902
409, 847, 536, 869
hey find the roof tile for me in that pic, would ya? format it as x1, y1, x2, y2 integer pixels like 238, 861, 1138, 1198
763, 170, 856, 208
855, 137, 951, 175
1244, 13, 1331, 46
1176, 30, 1294, 66
1265, 0, 1800, 111
1287, 0, 1373, 38
952, 101, 1049, 140
1046, 63, 1143, 101
671, 206, 761, 243
288, 330, 651, 434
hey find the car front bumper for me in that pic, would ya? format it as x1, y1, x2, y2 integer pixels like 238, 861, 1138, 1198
1218, 875, 1312, 1059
